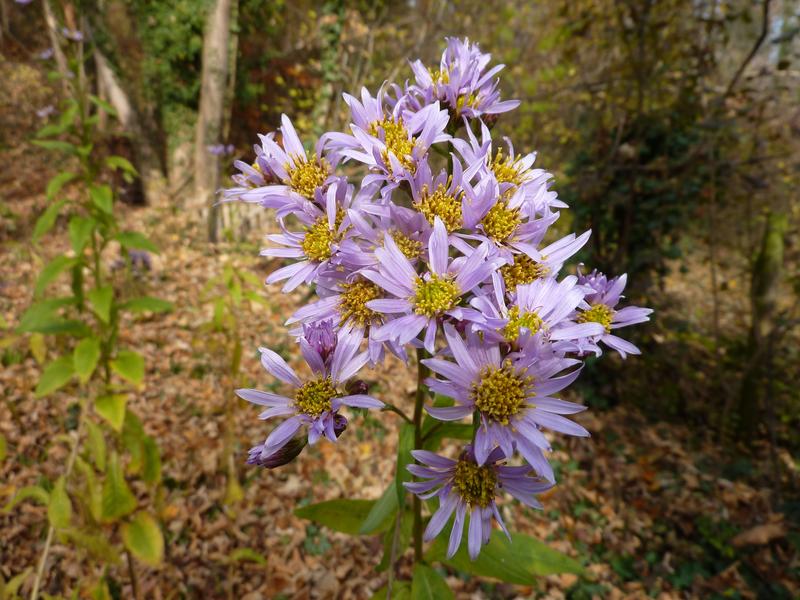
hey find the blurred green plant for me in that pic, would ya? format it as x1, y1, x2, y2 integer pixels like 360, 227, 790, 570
5, 22, 171, 598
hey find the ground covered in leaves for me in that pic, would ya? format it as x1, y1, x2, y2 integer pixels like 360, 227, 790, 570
1, 60, 798, 600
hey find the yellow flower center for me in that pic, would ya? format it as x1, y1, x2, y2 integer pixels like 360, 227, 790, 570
577, 304, 614, 333
413, 274, 460, 317
429, 68, 450, 85
417, 182, 464, 232
502, 306, 544, 342
338, 280, 382, 328
500, 254, 550, 288
471, 362, 532, 425
390, 229, 423, 260
286, 154, 330, 198
301, 210, 345, 262
490, 148, 528, 186
455, 91, 481, 113
294, 377, 339, 418
369, 118, 416, 172
453, 460, 497, 508
481, 201, 522, 242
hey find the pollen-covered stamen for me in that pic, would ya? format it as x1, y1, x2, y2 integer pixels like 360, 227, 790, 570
301, 209, 345, 262
389, 230, 423, 260
481, 200, 522, 241
577, 304, 614, 333
429, 68, 450, 85
455, 91, 481, 113
453, 460, 497, 508
413, 274, 460, 317
502, 306, 544, 342
293, 377, 339, 418
471, 362, 533, 425
338, 280, 382, 328
500, 254, 550, 288
286, 154, 330, 198
370, 118, 416, 172
416, 182, 464, 232
490, 148, 528, 186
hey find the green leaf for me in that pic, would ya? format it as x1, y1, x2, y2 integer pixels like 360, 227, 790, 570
411, 564, 453, 600
422, 423, 473, 451
116, 231, 159, 254
2, 486, 49, 513
85, 420, 106, 472
88, 286, 113, 323
35, 256, 77, 298
396, 422, 415, 507
121, 512, 163, 566
35, 356, 74, 397
359, 482, 398, 535
110, 350, 144, 385
370, 582, 411, 600
94, 394, 127, 432
141, 436, 161, 485
101, 452, 136, 522
16, 299, 70, 332
122, 297, 173, 314
106, 155, 137, 176
2, 567, 33, 597
46, 172, 77, 201
427, 531, 584, 584
68, 216, 95, 253
89, 184, 113, 214
228, 548, 267, 565
89, 94, 117, 116
294, 499, 389, 535
73, 338, 101, 383
32, 199, 67, 242
29, 332, 47, 364
75, 457, 103, 521
32, 139, 76, 153
376, 510, 412, 572
62, 528, 120, 564
47, 476, 72, 529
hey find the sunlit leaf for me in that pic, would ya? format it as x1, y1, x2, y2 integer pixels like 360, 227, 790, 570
122, 512, 164, 566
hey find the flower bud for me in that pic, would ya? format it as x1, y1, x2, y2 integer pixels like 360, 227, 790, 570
345, 379, 369, 396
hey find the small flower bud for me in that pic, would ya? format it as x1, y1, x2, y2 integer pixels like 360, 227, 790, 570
345, 379, 369, 396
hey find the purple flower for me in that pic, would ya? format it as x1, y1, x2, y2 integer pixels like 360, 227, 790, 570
207, 143, 235, 156
302, 320, 337, 363
572, 269, 653, 358
15, 0, 34, 5
408, 37, 519, 120
37, 48, 54, 60
405, 445, 551, 559
236, 328, 383, 462
36, 105, 55, 119
229, 115, 338, 210
328, 87, 450, 190
468, 275, 606, 345
363, 217, 499, 353
61, 27, 83, 42
260, 179, 356, 291
247, 414, 347, 468
422, 324, 589, 480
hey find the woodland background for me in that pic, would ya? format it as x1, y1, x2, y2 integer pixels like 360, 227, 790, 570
0, 0, 798, 598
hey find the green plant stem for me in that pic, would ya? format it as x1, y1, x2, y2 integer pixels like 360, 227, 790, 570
126, 549, 140, 600
30, 415, 85, 600
382, 402, 413, 424
412, 347, 429, 564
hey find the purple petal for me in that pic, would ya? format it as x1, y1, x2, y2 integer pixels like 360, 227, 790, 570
235, 389, 290, 407
468, 506, 483, 559
258, 349, 302, 387
263, 416, 302, 455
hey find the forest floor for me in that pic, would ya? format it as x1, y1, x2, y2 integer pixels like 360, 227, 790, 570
1, 57, 798, 600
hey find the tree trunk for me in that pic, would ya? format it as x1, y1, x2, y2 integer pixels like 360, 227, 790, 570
195, 0, 234, 243
42, 0, 71, 93
733, 211, 787, 440
94, 50, 165, 205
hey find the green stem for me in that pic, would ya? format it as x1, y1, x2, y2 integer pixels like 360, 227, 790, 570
382, 402, 413, 424
412, 347, 429, 564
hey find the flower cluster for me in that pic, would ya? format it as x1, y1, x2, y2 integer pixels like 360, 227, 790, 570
230, 38, 651, 559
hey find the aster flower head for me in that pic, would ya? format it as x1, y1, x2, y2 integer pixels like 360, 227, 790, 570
236, 328, 383, 461
409, 37, 520, 120
405, 445, 552, 559
573, 269, 654, 358
261, 179, 357, 291
469, 274, 606, 346
423, 324, 589, 480
363, 217, 499, 352
329, 87, 450, 188
227, 115, 338, 213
